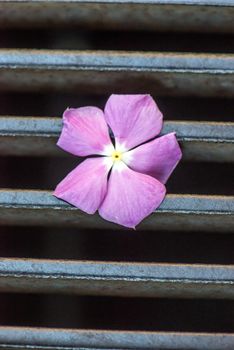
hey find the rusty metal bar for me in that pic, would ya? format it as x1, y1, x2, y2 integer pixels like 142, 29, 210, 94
0, 189, 233, 232
0, 0, 234, 33
0, 258, 234, 299
0, 326, 234, 350
0, 117, 233, 162
0, 50, 234, 96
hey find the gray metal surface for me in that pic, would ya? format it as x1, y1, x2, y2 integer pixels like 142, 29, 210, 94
1, 50, 234, 96
0, 327, 234, 350
1, 0, 234, 33
1, 0, 233, 346
0, 189, 233, 232
0, 117, 233, 162
0, 258, 234, 298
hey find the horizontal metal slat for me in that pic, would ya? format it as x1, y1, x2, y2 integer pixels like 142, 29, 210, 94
0, 190, 233, 232
0, 0, 234, 33
0, 327, 234, 350
1, 50, 234, 97
0, 258, 234, 299
0, 117, 233, 162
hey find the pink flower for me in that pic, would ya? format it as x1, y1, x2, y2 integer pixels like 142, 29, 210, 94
54, 94, 182, 228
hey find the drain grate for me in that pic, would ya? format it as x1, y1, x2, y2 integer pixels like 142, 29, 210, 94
0, 1, 234, 349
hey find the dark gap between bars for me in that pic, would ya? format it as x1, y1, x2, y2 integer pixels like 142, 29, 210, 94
1, 227, 234, 264
0, 93, 233, 122
0, 293, 234, 332
0, 157, 233, 196
1, 29, 234, 53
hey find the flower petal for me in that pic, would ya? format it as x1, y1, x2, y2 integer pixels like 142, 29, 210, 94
104, 94, 163, 151
54, 157, 113, 214
99, 162, 166, 228
57, 107, 114, 156
123, 133, 182, 184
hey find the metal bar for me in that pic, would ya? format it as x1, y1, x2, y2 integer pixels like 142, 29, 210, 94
0, 327, 234, 350
0, 117, 233, 162
0, 1, 234, 33
164, 121, 234, 163
0, 258, 234, 298
0, 190, 233, 232
2, 0, 234, 5
0, 50, 234, 96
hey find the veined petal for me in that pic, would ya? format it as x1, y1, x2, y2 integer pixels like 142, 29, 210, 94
123, 133, 182, 184
57, 107, 114, 156
104, 94, 163, 151
54, 157, 113, 214
99, 162, 166, 228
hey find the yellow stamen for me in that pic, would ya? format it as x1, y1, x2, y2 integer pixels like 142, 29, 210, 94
112, 150, 122, 162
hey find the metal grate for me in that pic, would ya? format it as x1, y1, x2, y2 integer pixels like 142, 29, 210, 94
0, 1, 234, 349
0, 117, 234, 161
1, 50, 234, 97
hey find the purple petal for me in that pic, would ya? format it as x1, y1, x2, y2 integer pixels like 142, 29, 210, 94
123, 133, 182, 184
57, 107, 114, 156
54, 157, 112, 214
104, 94, 163, 151
99, 162, 166, 228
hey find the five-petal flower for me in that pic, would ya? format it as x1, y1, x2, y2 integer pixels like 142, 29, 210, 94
54, 94, 182, 228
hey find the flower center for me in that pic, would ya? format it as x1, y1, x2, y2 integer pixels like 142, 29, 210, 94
112, 150, 122, 162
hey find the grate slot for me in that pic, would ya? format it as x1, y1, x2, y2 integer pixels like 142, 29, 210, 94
1, 94, 233, 122
0, 117, 233, 161
2, 227, 234, 264
0, 0, 234, 33
0, 326, 233, 350
2, 294, 234, 331
0, 258, 234, 299
0, 190, 233, 232
1, 50, 234, 96
2, 29, 234, 53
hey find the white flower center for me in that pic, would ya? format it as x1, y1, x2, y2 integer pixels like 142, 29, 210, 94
103, 144, 129, 172
111, 150, 122, 162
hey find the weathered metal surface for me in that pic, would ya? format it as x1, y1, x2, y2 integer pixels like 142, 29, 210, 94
0, 0, 234, 33
163, 121, 234, 162
0, 258, 234, 299
0, 50, 234, 96
0, 117, 233, 162
0, 190, 233, 232
0, 327, 234, 350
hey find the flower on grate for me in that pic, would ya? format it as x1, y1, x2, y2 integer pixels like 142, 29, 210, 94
54, 94, 182, 228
